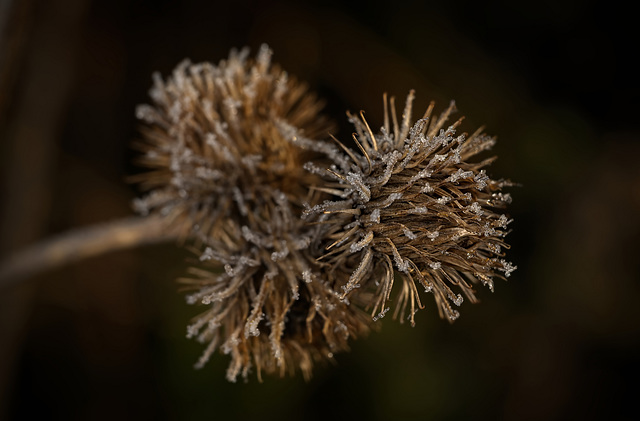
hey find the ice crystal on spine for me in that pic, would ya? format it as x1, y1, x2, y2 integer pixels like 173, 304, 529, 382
133, 45, 371, 382
305, 91, 516, 326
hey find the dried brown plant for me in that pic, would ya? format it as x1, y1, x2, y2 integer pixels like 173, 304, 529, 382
294, 91, 516, 326
132, 45, 372, 382
0, 45, 516, 383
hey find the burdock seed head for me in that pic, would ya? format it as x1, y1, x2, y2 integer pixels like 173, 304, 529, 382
132, 45, 371, 382
132, 44, 331, 240
300, 91, 516, 326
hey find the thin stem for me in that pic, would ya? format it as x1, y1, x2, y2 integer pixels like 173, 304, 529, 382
0, 215, 179, 289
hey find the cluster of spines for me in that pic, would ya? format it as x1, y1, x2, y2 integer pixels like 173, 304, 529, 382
295, 91, 516, 326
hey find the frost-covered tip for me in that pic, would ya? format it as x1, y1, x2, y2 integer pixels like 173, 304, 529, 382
308, 90, 516, 327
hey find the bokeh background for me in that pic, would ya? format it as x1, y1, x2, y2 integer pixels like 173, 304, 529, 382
1, 0, 639, 420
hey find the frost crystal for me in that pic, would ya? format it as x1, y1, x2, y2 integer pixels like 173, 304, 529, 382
403, 227, 417, 240
370, 208, 381, 223
448, 168, 473, 183
468, 202, 483, 216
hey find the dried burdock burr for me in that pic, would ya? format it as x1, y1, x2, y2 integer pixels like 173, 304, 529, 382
294, 91, 516, 326
132, 45, 372, 382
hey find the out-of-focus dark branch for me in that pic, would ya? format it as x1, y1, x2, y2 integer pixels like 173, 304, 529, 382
0, 215, 179, 289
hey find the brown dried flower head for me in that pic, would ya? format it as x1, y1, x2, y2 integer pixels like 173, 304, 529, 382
132, 44, 516, 382
298, 91, 516, 326
133, 45, 371, 382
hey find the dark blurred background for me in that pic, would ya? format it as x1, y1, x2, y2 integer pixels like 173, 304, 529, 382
1, 0, 639, 420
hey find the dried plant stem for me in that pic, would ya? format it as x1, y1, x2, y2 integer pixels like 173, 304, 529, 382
0, 215, 178, 289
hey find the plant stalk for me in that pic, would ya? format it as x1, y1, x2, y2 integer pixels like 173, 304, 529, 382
0, 215, 178, 289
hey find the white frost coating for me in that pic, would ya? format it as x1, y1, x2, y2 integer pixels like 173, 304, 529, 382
270, 321, 285, 362
302, 199, 348, 217
448, 309, 460, 321
240, 154, 263, 170
488, 243, 501, 253
135, 104, 159, 123
403, 227, 417, 240
274, 72, 288, 101
186, 317, 209, 339
291, 286, 300, 301
391, 248, 410, 273
429, 261, 441, 270
256, 43, 272, 72
149, 71, 165, 103
241, 225, 273, 247
399, 135, 426, 168
448, 168, 473, 183
302, 270, 313, 283
221, 333, 241, 358
194, 167, 223, 180
342, 249, 372, 296
483, 222, 496, 237
205, 132, 218, 148
224, 264, 235, 276
436, 196, 451, 205
346, 172, 371, 202
480, 276, 495, 293
500, 260, 517, 277
292, 235, 311, 250
245, 312, 264, 338
409, 168, 433, 184
450, 148, 462, 164
145, 150, 159, 160
370, 150, 402, 185
223, 96, 242, 114
431, 154, 447, 164
232, 187, 248, 216
334, 321, 349, 339
373, 307, 390, 321
493, 192, 513, 204
132, 197, 150, 216
421, 183, 434, 193
496, 214, 509, 229
427, 231, 439, 240
200, 247, 214, 261
474, 170, 489, 189
381, 192, 402, 208
350, 231, 374, 253
468, 202, 483, 215
270, 245, 289, 261
370, 208, 381, 223
168, 98, 183, 123
334, 321, 348, 333
238, 255, 260, 267
409, 206, 428, 214
449, 293, 464, 306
